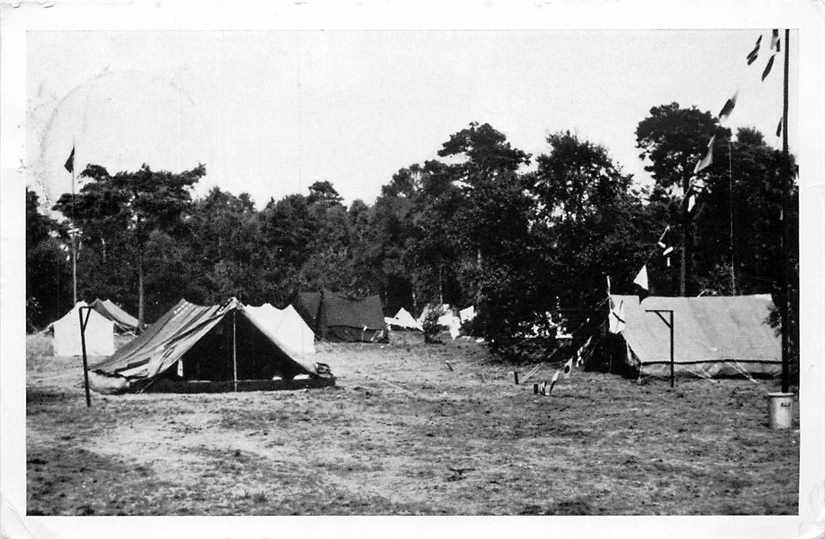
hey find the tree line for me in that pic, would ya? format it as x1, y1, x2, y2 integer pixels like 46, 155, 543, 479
26, 103, 798, 359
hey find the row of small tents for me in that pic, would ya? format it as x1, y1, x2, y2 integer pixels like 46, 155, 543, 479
47, 290, 477, 359
44, 291, 782, 392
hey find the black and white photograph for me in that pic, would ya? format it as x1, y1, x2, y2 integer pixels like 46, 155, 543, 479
2, 1, 824, 537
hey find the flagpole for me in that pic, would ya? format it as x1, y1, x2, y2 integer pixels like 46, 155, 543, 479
780, 28, 790, 393
71, 138, 77, 305
728, 141, 736, 295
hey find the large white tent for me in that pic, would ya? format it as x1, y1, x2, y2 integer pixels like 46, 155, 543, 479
244, 303, 316, 356
50, 301, 115, 357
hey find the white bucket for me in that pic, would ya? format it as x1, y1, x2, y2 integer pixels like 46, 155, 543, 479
767, 392, 794, 429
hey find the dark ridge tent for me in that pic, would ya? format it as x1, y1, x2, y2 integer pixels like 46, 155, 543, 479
294, 289, 385, 342
90, 298, 334, 393
91, 298, 140, 332
585, 294, 781, 378
294, 291, 323, 330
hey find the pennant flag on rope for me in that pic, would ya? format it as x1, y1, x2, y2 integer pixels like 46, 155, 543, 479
719, 90, 739, 122
762, 54, 775, 81
64, 146, 75, 173
746, 35, 761, 65
546, 369, 561, 395
718, 92, 738, 121
575, 336, 592, 368
776, 118, 783, 137
608, 296, 625, 334
562, 357, 574, 378
771, 29, 780, 52
656, 225, 672, 249
694, 135, 716, 174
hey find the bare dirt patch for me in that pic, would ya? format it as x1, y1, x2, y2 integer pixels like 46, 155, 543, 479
26, 335, 798, 515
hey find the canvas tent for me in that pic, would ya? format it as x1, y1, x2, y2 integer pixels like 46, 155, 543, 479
459, 306, 476, 324
418, 304, 462, 340
91, 298, 333, 393
385, 307, 424, 345
385, 307, 423, 331
50, 301, 115, 357
295, 290, 385, 342
91, 298, 140, 332
244, 303, 316, 355
593, 294, 781, 378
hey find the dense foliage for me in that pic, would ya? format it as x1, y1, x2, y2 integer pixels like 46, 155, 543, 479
26, 109, 798, 363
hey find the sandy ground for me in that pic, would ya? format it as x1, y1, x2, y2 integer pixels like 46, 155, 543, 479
26, 333, 799, 515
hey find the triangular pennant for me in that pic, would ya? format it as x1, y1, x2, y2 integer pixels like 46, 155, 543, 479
718, 92, 738, 121
64, 146, 75, 173
762, 55, 775, 81
746, 34, 762, 65
633, 265, 649, 291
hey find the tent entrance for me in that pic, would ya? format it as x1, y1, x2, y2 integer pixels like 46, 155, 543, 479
171, 313, 306, 383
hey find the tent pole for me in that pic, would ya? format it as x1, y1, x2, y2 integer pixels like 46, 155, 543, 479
232, 311, 238, 392
78, 306, 92, 407
669, 311, 675, 389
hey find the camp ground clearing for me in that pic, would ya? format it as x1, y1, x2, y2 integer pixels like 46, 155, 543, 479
27, 331, 798, 516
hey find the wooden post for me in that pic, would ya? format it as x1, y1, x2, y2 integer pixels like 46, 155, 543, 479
77, 306, 92, 407
513, 371, 519, 385
232, 310, 238, 392
533, 383, 539, 394
669, 310, 675, 389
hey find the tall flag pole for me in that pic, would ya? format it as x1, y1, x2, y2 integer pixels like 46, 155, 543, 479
64, 143, 77, 305
780, 28, 790, 393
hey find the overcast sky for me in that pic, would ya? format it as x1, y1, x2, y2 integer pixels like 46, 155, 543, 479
26, 29, 798, 209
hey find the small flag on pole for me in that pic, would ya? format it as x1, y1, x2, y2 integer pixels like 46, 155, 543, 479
718, 92, 737, 121
694, 135, 716, 174
746, 35, 761, 65
64, 146, 75, 173
633, 265, 649, 292
761, 55, 775, 81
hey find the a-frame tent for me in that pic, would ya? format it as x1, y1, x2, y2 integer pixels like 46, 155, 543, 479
91, 298, 140, 332
295, 289, 385, 342
91, 298, 333, 393
49, 301, 115, 357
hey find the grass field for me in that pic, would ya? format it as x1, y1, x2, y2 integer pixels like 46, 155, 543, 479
26, 333, 799, 515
